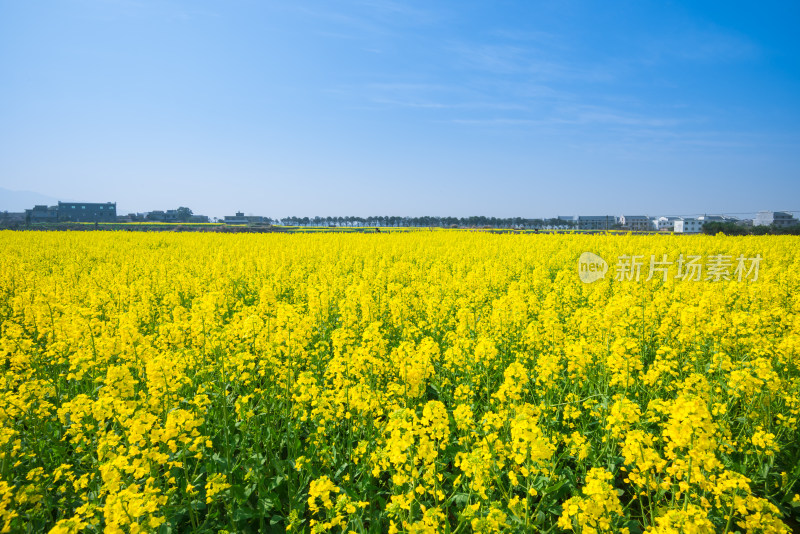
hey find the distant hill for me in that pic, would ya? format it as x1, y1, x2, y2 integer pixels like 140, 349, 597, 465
0, 187, 63, 212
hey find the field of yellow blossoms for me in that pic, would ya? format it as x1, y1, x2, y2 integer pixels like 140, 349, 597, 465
1, 230, 799, 533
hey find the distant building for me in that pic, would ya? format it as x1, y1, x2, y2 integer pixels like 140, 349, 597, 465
698, 215, 737, 224
754, 211, 798, 227
577, 215, 617, 230
674, 218, 702, 234
619, 215, 653, 231
674, 215, 739, 234
25, 205, 59, 223
1, 211, 26, 226
118, 213, 147, 222
652, 216, 681, 231
58, 202, 116, 222
146, 210, 181, 223
223, 212, 265, 225
143, 210, 208, 223
223, 212, 249, 224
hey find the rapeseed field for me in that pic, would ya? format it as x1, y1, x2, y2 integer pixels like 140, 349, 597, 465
0, 231, 798, 533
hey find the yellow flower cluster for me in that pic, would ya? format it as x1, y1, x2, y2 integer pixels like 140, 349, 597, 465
558, 467, 625, 533
0, 230, 798, 532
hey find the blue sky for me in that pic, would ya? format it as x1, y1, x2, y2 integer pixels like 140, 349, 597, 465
1, 0, 798, 219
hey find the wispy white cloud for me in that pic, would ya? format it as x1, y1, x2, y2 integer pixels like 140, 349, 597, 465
446, 40, 619, 84
74, 0, 219, 21
369, 98, 530, 111
487, 29, 563, 47
448, 118, 545, 126
293, 1, 439, 41
355, 0, 438, 24
565, 130, 767, 160
642, 26, 759, 63
549, 104, 684, 128
344, 81, 535, 113
295, 1, 772, 164
295, 5, 389, 37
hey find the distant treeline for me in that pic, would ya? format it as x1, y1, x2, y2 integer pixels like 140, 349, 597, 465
702, 222, 800, 235
276, 216, 574, 228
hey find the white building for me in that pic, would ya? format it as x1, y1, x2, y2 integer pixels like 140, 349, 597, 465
577, 215, 617, 230
652, 216, 681, 231
674, 218, 702, 233
619, 215, 653, 231
754, 211, 798, 227
674, 215, 739, 234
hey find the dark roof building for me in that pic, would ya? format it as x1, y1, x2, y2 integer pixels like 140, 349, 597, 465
25, 205, 59, 223
577, 215, 618, 230
58, 202, 117, 222
146, 210, 180, 223
223, 212, 265, 224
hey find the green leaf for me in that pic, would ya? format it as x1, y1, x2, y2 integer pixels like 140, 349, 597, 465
231, 507, 258, 522
543, 479, 566, 494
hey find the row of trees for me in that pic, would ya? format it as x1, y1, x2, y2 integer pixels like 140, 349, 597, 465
275, 216, 576, 228
143, 207, 194, 222
702, 222, 800, 235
